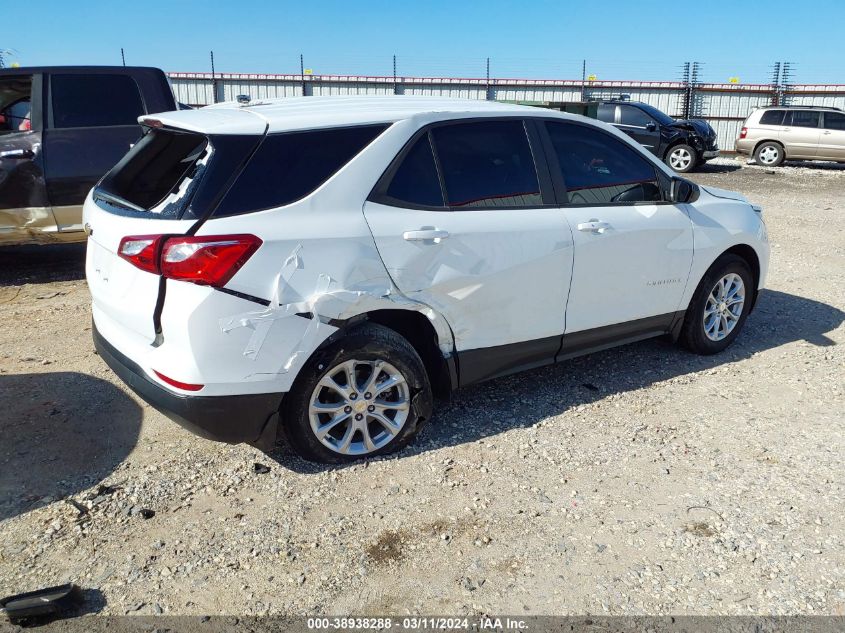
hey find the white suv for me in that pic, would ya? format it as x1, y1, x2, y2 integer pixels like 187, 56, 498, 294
85, 97, 770, 463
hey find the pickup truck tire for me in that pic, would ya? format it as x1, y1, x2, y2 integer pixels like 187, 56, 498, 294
665, 144, 698, 173
753, 141, 785, 167
281, 322, 433, 463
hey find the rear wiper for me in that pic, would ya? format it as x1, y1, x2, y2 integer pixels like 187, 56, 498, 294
93, 189, 146, 213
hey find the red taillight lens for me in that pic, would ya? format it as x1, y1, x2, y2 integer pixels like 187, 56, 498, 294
153, 370, 204, 392
739, 127, 748, 139
160, 234, 262, 287
118, 235, 164, 274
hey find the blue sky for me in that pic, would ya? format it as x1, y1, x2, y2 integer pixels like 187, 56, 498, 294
4, 0, 844, 84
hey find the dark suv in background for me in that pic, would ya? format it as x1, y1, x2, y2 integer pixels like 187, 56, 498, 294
596, 100, 719, 173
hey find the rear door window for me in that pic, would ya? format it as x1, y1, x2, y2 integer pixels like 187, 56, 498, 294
545, 121, 662, 205
759, 110, 786, 126
787, 111, 821, 128
213, 124, 388, 216
384, 134, 444, 207
50, 74, 145, 128
430, 120, 542, 208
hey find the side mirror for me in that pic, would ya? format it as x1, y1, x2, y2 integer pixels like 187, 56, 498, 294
671, 178, 699, 203
645, 122, 657, 132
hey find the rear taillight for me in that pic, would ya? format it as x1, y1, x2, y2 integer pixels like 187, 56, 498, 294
739, 127, 748, 139
118, 233, 262, 287
118, 235, 164, 274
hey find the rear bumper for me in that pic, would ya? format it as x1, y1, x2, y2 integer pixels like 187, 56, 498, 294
735, 139, 753, 155
93, 323, 283, 445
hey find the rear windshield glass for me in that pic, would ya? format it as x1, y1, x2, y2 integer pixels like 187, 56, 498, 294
97, 129, 208, 212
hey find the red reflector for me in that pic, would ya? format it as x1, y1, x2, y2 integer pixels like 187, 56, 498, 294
739, 127, 748, 139
118, 235, 164, 274
142, 118, 163, 128
153, 370, 204, 392
161, 234, 262, 287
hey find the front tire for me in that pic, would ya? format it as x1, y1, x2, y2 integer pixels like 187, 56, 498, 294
680, 254, 754, 355
281, 322, 432, 463
665, 144, 698, 173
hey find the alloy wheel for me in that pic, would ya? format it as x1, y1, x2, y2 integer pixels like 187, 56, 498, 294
670, 147, 692, 171
703, 273, 745, 341
308, 359, 410, 456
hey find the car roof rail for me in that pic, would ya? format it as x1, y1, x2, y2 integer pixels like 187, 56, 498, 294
777, 105, 843, 111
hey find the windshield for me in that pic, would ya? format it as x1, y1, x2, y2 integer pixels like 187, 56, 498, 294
636, 103, 675, 126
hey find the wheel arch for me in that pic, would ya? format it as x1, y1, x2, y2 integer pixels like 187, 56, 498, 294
662, 138, 689, 160
323, 308, 457, 400
712, 244, 762, 311
753, 138, 785, 158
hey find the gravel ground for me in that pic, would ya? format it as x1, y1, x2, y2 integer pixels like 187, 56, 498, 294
0, 156, 843, 617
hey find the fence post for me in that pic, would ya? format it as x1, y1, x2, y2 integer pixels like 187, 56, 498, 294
781, 62, 793, 106
770, 62, 781, 106
580, 60, 586, 101
689, 61, 701, 118
486, 57, 491, 101
210, 50, 218, 104
393, 55, 398, 95
300, 54, 306, 96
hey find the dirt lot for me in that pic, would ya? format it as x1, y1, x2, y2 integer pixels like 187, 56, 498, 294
0, 157, 843, 617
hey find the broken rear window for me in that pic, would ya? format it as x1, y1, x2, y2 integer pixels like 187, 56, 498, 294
96, 129, 208, 212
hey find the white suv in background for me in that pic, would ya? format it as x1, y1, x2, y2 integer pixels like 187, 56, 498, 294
85, 97, 769, 463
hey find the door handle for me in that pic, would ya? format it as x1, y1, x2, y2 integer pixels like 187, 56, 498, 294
403, 229, 450, 243
0, 148, 35, 159
577, 220, 612, 234
823, 131, 832, 135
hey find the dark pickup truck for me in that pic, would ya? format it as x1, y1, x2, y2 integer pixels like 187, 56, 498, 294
0, 66, 177, 246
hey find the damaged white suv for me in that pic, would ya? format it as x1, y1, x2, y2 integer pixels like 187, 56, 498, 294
85, 96, 769, 462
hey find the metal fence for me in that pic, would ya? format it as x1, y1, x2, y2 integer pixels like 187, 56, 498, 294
169, 72, 845, 152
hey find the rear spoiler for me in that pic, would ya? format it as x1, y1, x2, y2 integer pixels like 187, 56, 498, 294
138, 107, 268, 136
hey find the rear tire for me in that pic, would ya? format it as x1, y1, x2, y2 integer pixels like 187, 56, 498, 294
665, 144, 698, 173
281, 322, 432, 463
753, 141, 785, 167
680, 254, 754, 355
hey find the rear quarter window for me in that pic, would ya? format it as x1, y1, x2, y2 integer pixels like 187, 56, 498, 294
213, 124, 388, 216
758, 110, 786, 126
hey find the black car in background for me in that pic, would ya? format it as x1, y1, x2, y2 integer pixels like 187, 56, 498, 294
595, 100, 719, 173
